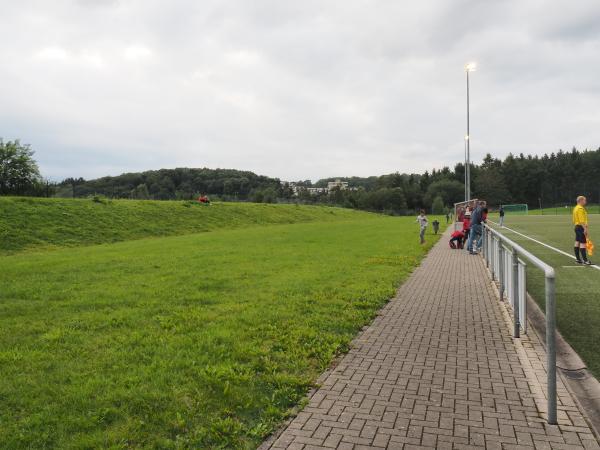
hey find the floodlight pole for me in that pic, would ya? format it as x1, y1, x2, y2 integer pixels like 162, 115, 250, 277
466, 68, 471, 201
464, 137, 468, 201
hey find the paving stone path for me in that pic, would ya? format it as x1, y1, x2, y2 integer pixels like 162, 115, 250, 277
262, 229, 599, 449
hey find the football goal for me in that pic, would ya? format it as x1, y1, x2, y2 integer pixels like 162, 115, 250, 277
501, 204, 528, 215
453, 199, 479, 230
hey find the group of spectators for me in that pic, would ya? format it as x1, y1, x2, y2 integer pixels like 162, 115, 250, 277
449, 201, 488, 254
437, 196, 594, 267
416, 201, 490, 251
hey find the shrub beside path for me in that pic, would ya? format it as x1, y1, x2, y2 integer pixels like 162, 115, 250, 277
261, 229, 600, 449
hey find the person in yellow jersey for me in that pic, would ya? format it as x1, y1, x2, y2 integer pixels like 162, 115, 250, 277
573, 195, 592, 265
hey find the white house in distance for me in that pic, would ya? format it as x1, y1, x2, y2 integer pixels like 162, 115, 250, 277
327, 179, 349, 191
281, 179, 352, 196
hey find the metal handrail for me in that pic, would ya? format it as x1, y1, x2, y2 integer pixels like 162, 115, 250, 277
485, 225, 556, 279
482, 223, 557, 425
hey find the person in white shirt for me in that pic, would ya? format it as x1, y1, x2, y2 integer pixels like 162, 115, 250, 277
416, 210, 428, 244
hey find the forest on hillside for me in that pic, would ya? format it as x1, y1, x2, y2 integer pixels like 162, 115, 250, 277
3, 138, 600, 214
311, 148, 600, 213
57, 168, 282, 201
56, 148, 600, 213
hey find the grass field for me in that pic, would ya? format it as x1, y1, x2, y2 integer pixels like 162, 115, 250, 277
0, 198, 441, 449
490, 213, 600, 377
527, 205, 600, 215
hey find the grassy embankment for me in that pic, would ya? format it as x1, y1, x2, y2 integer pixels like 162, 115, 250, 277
0, 197, 367, 254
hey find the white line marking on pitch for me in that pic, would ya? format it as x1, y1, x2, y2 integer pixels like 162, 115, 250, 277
488, 220, 600, 272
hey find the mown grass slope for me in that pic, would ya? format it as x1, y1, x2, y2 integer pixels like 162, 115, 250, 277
0, 210, 441, 449
0, 197, 365, 254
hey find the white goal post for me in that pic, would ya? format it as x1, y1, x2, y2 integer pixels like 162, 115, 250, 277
453, 199, 479, 231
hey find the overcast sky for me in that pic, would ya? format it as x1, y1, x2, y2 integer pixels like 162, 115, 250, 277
2, 0, 600, 182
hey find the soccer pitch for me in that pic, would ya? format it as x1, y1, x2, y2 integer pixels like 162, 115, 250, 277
490, 213, 600, 377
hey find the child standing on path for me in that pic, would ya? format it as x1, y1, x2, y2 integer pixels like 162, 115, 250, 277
416, 210, 428, 244
432, 219, 440, 234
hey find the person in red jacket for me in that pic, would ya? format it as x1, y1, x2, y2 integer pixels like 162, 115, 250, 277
462, 215, 471, 236
449, 230, 465, 249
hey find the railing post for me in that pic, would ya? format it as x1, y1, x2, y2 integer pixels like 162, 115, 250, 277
494, 236, 499, 280
546, 274, 557, 424
512, 248, 520, 338
495, 236, 500, 279
499, 240, 504, 301
484, 232, 496, 281
497, 238, 500, 277
519, 261, 527, 335
485, 228, 489, 268
492, 235, 497, 280
491, 233, 495, 275
493, 235, 496, 274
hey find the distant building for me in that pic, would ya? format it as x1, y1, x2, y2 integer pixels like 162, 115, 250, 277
327, 179, 349, 192
280, 179, 354, 197
281, 181, 300, 195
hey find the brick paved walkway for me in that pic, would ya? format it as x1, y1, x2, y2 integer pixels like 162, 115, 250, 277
262, 230, 599, 449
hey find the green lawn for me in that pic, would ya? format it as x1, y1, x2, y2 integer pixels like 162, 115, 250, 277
0, 200, 441, 449
490, 214, 600, 377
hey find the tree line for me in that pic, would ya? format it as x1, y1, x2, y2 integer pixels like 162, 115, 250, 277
2, 139, 600, 214
56, 168, 282, 201
301, 148, 600, 212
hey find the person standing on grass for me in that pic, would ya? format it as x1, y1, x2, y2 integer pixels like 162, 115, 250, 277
573, 196, 592, 265
432, 219, 440, 234
416, 210, 428, 245
445, 212, 450, 224
499, 206, 505, 227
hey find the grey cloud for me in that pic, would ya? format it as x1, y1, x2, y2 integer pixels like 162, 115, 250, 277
1, 0, 599, 182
